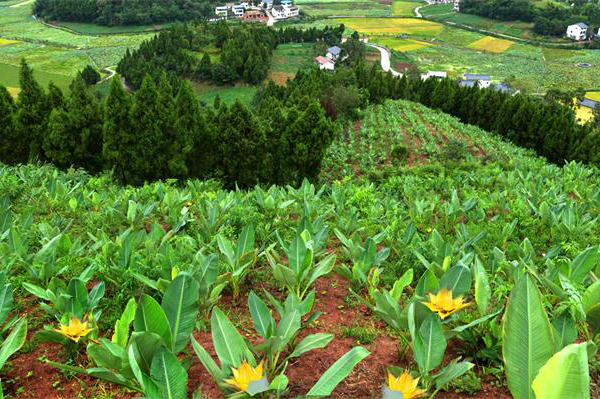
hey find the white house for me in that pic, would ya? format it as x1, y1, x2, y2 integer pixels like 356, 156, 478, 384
286, 6, 299, 17
326, 46, 342, 61
421, 71, 447, 80
315, 56, 334, 71
463, 74, 491, 88
567, 23, 588, 41
271, 4, 298, 19
232, 4, 245, 17
262, 0, 273, 9
215, 6, 228, 17
453, 0, 460, 12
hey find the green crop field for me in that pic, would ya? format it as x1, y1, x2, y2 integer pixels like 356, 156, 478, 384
0, 2, 154, 90
193, 83, 257, 106
301, 1, 390, 17
392, 1, 421, 17
51, 21, 164, 35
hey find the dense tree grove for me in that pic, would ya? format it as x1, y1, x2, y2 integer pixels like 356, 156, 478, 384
460, 0, 600, 37
33, 0, 217, 25
0, 60, 334, 188
117, 23, 344, 89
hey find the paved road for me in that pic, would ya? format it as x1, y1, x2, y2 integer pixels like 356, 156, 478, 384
366, 44, 401, 76
99, 67, 117, 84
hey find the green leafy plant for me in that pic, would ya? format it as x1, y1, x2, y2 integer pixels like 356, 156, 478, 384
217, 225, 257, 298
265, 229, 336, 300
193, 305, 370, 398
46, 273, 199, 399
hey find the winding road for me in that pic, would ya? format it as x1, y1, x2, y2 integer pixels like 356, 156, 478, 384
366, 44, 401, 76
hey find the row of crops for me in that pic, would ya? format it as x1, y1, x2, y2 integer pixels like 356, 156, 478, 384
1, 97, 599, 397
320, 100, 523, 180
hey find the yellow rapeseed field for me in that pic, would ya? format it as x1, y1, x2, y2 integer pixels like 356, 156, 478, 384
585, 92, 600, 102
336, 18, 443, 37
467, 36, 514, 53
373, 37, 433, 52
0, 38, 19, 46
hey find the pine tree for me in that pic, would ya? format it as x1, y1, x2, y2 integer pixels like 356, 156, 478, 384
46, 83, 66, 111
15, 59, 47, 162
103, 78, 134, 182
0, 86, 17, 164
155, 73, 177, 179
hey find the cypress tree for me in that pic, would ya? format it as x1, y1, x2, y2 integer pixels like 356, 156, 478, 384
156, 73, 177, 179
172, 81, 201, 178
46, 83, 66, 111
0, 86, 17, 164
103, 78, 134, 183
130, 75, 163, 182
15, 59, 47, 162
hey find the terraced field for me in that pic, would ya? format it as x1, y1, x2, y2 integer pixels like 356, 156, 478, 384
335, 17, 443, 37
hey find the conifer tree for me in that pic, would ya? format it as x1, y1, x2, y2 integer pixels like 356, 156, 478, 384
15, 59, 47, 162
173, 81, 202, 178
0, 86, 17, 164
103, 78, 134, 183
129, 75, 163, 182
217, 101, 267, 187
46, 83, 66, 111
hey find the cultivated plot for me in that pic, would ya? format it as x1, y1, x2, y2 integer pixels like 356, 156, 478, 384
467, 36, 515, 53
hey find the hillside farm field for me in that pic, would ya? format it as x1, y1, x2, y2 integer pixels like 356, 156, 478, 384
321, 100, 515, 179
334, 18, 443, 37
391, 1, 420, 16
0, 3, 153, 90
2, 96, 600, 397
301, 1, 390, 17
467, 36, 515, 53
421, 4, 538, 39
371, 37, 433, 51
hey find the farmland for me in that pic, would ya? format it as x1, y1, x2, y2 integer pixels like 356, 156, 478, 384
334, 17, 444, 37
371, 37, 433, 52
467, 36, 515, 53
1, 96, 600, 398
0, 2, 153, 90
300, 1, 390, 17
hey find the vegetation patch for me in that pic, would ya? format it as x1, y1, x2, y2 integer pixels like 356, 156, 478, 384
6, 86, 21, 97
467, 36, 514, 53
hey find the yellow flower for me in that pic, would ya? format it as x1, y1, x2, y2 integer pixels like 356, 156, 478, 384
422, 289, 471, 319
225, 360, 264, 392
387, 371, 427, 399
54, 317, 92, 342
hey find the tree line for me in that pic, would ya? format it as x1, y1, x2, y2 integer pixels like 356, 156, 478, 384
0, 60, 333, 188
117, 22, 344, 89
460, 0, 600, 37
33, 0, 217, 25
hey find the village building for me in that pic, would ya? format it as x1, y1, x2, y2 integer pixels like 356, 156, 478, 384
326, 46, 342, 61
315, 56, 335, 70
567, 22, 588, 41
460, 73, 492, 88
421, 71, 447, 80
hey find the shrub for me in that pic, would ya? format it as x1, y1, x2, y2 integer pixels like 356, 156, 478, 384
391, 144, 410, 165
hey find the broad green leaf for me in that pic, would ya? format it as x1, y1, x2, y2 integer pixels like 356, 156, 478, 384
306, 346, 370, 397
134, 295, 172, 350
151, 347, 188, 399
269, 374, 288, 391
248, 291, 274, 339
275, 310, 301, 348
22, 283, 51, 301
502, 274, 554, 399
531, 343, 590, 399
414, 316, 446, 374
568, 246, 598, 284
289, 334, 334, 358
373, 290, 402, 333
415, 270, 438, 297
473, 258, 490, 316
130, 331, 166, 375
246, 377, 270, 396
112, 298, 136, 348
0, 318, 26, 369
191, 335, 225, 382
211, 307, 254, 370
162, 273, 199, 353
439, 265, 471, 297
552, 312, 577, 352
390, 269, 413, 302
433, 359, 474, 389
0, 285, 13, 326
236, 225, 255, 256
